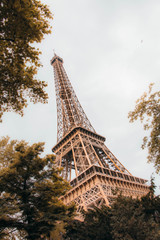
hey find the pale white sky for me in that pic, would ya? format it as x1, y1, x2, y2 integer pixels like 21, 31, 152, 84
1, 0, 159, 193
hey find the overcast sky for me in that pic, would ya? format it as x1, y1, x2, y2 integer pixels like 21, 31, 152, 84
1, 0, 159, 193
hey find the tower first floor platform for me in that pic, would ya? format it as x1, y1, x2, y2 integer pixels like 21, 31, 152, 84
60, 165, 149, 213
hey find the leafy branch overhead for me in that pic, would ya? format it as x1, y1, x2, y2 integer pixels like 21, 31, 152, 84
0, 0, 53, 121
128, 84, 160, 173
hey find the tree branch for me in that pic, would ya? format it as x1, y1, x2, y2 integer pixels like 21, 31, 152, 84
0, 38, 15, 42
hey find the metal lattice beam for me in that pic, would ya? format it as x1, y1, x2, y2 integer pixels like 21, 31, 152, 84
51, 54, 149, 214
51, 55, 95, 142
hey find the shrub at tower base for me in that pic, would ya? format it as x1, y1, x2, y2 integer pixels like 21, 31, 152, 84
64, 183, 160, 240
0, 137, 75, 240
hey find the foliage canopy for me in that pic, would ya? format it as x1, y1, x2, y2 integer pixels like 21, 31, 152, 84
64, 186, 160, 240
128, 84, 160, 173
0, 138, 74, 240
0, 0, 53, 121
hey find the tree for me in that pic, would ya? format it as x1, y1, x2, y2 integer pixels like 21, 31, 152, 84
64, 205, 113, 240
141, 177, 160, 224
64, 186, 160, 240
0, 138, 74, 240
110, 195, 159, 240
0, 0, 53, 121
128, 84, 160, 173
0, 136, 18, 169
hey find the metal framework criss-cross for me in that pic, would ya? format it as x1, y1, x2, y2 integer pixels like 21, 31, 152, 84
51, 54, 149, 214
51, 54, 95, 142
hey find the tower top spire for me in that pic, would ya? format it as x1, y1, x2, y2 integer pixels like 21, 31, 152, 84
51, 55, 95, 142
51, 54, 63, 66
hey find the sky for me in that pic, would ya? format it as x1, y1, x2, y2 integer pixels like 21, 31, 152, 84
1, 0, 159, 193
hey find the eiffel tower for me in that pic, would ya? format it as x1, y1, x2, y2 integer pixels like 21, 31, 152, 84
51, 54, 149, 213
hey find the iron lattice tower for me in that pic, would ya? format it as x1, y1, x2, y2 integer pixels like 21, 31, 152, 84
51, 54, 149, 213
